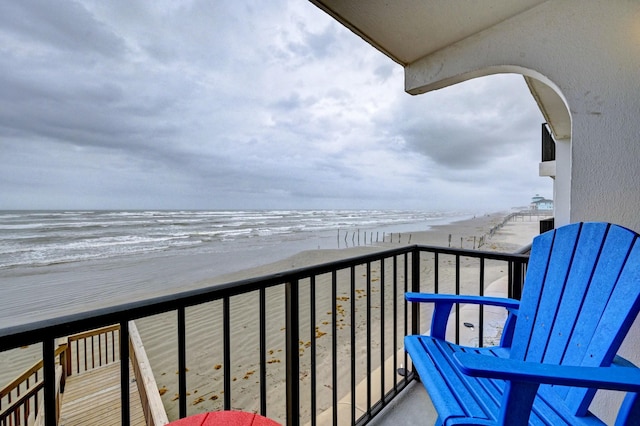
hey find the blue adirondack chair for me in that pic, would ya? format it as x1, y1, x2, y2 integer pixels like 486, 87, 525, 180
405, 222, 640, 425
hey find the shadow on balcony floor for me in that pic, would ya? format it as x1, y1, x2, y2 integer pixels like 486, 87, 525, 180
368, 380, 438, 425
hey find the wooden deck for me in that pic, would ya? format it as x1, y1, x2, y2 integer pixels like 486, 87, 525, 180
58, 360, 146, 426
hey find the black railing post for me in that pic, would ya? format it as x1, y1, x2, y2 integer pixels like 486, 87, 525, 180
455, 254, 460, 344
43, 338, 56, 426
366, 261, 372, 415
119, 320, 130, 426
350, 266, 356, 425
259, 288, 267, 417
411, 248, 421, 336
178, 307, 187, 417
223, 297, 231, 411
309, 276, 317, 426
479, 259, 485, 348
379, 259, 385, 405
285, 279, 300, 426
512, 260, 524, 301
331, 270, 338, 426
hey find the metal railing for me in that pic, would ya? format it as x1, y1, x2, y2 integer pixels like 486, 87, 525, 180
0, 245, 529, 426
542, 122, 555, 162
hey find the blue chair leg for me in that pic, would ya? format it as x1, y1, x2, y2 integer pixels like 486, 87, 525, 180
616, 392, 640, 426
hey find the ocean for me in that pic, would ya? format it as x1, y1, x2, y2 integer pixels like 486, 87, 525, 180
0, 210, 468, 327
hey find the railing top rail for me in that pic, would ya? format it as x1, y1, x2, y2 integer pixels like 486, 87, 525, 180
417, 245, 530, 262
0, 244, 529, 351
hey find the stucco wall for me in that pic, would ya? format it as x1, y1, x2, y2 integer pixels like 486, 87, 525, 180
404, 1, 640, 422
405, 0, 640, 229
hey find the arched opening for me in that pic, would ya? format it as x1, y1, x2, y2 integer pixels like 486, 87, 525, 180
407, 66, 572, 226
408, 66, 571, 142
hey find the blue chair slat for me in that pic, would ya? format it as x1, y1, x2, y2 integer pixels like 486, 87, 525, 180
405, 337, 494, 421
542, 223, 608, 365
548, 225, 638, 411
536, 224, 614, 407
529, 391, 586, 426
561, 224, 636, 368
521, 223, 583, 364
405, 222, 640, 425
464, 351, 565, 426
565, 237, 640, 414
509, 228, 555, 360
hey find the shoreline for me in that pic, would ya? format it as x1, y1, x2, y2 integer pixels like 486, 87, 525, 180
0, 210, 481, 329
185, 211, 521, 290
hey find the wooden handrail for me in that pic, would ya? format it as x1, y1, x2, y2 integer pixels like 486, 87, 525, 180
129, 320, 169, 426
67, 324, 120, 375
33, 365, 63, 426
0, 344, 67, 398
0, 382, 42, 421
67, 324, 119, 343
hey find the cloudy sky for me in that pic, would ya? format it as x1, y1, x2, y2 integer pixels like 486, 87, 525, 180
0, 0, 551, 212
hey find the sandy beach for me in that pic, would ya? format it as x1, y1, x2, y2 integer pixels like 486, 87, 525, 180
134, 212, 543, 423
0, 211, 544, 423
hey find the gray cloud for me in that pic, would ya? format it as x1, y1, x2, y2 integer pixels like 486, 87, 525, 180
0, 1, 551, 211
285, 21, 339, 60
392, 75, 543, 172
0, 0, 127, 58
374, 64, 395, 82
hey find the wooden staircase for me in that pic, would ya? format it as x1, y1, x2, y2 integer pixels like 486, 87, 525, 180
57, 360, 145, 426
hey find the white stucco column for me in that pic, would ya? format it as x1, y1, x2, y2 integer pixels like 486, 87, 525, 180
553, 138, 571, 227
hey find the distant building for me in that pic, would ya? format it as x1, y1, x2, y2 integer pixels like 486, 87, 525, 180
531, 195, 553, 211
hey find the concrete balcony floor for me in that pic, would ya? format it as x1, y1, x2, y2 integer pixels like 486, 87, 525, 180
369, 380, 438, 425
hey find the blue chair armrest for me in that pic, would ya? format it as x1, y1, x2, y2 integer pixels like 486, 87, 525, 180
453, 352, 640, 392
405, 293, 520, 340
405, 293, 520, 308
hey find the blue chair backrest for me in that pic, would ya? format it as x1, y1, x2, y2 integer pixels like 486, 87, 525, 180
511, 222, 640, 416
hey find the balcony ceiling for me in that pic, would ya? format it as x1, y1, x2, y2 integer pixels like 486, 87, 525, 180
310, 0, 570, 140
310, 0, 547, 66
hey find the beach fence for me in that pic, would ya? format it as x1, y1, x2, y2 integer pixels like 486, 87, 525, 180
337, 229, 411, 248
477, 211, 550, 249
337, 228, 482, 250
337, 210, 548, 250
